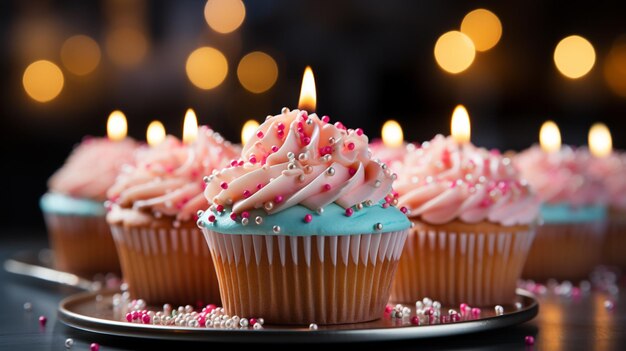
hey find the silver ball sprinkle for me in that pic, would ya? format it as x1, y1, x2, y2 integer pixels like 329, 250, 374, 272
306, 118, 313, 125
323, 154, 332, 162
298, 153, 308, 161
356, 203, 363, 210
287, 152, 295, 160
257, 318, 264, 325
433, 301, 442, 310
197, 210, 204, 217
326, 167, 335, 176
298, 175, 305, 182
23, 302, 32, 312
328, 137, 336, 144
203, 176, 211, 183
287, 163, 297, 170
281, 107, 290, 114
309, 323, 318, 330
253, 323, 263, 330
241, 218, 249, 226
316, 207, 324, 215
304, 165, 313, 174
374, 180, 381, 188
239, 318, 249, 327
255, 216, 264, 225
64, 338, 74, 349
374, 223, 383, 231
495, 305, 504, 315
264, 201, 274, 211
272, 225, 281, 233
196, 219, 205, 228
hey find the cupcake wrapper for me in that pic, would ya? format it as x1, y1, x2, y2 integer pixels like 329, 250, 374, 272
522, 221, 606, 281
43, 213, 120, 278
110, 224, 221, 307
391, 227, 535, 306
603, 217, 626, 270
202, 230, 408, 325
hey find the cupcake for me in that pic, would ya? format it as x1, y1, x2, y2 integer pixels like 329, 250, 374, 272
107, 126, 239, 306
391, 134, 541, 306
515, 145, 607, 281
198, 108, 411, 325
40, 136, 138, 278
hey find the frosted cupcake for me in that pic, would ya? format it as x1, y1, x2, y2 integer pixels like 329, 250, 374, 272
107, 126, 239, 306
515, 145, 607, 281
40, 136, 138, 277
391, 134, 541, 306
198, 108, 410, 325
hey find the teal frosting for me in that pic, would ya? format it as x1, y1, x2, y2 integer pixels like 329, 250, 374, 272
540, 203, 607, 224
198, 201, 411, 236
39, 192, 106, 216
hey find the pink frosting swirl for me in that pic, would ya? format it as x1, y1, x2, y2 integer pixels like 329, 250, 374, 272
514, 145, 607, 206
203, 109, 396, 214
107, 126, 240, 225
394, 135, 540, 226
48, 137, 138, 201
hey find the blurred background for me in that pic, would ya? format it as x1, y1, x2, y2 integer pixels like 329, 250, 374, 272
1, 0, 626, 231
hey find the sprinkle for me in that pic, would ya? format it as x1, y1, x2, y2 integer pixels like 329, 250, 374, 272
287, 152, 295, 160
347, 142, 355, 150
471, 307, 481, 318
272, 226, 281, 233
220, 182, 228, 190
495, 305, 504, 315
322, 115, 330, 123
23, 302, 32, 311
243, 190, 251, 198
355, 128, 363, 136
349, 168, 357, 176
604, 300, 615, 310
345, 208, 354, 217
255, 216, 263, 225
39, 316, 47, 327
90, 343, 100, 351
304, 214, 313, 223
256, 131, 264, 138
302, 137, 311, 145
241, 218, 249, 226
249, 156, 257, 164
374, 180, 381, 188
400, 206, 408, 214
264, 201, 274, 211
382, 203, 390, 209
241, 212, 250, 219
275, 195, 284, 203
326, 167, 335, 176
208, 215, 216, 223
65, 338, 74, 348
216, 204, 224, 212
309, 323, 318, 330
271, 145, 279, 153
524, 336, 535, 346
323, 184, 332, 191
317, 207, 324, 215
230, 213, 238, 220
203, 176, 211, 183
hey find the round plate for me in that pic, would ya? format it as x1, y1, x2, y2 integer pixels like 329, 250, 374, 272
58, 289, 538, 343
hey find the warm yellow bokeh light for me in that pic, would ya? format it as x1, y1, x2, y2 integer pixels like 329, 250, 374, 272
204, 0, 246, 34
588, 123, 612, 158
451, 105, 471, 144
182, 108, 199, 144
147, 120, 166, 147
381, 120, 404, 148
241, 119, 260, 145
60, 35, 101, 76
186, 47, 228, 90
539, 121, 561, 153
604, 37, 626, 98
434, 31, 476, 74
554, 35, 596, 79
298, 66, 317, 112
460, 9, 502, 52
107, 110, 128, 141
105, 27, 148, 68
237, 52, 278, 93
23, 60, 64, 103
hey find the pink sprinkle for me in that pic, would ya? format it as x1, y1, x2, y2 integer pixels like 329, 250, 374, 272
208, 215, 216, 222
90, 343, 100, 351
142, 314, 150, 324
277, 130, 284, 138
355, 128, 363, 136
277, 122, 285, 130
304, 214, 313, 223
131, 311, 139, 320
524, 336, 535, 346
471, 307, 481, 318
220, 182, 228, 189
347, 142, 355, 150
345, 208, 354, 217
479, 198, 493, 208
250, 318, 257, 326
257, 131, 264, 138
125, 313, 133, 322
450, 313, 461, 322
271, 145, 279, 153
243, 190, 251, 198
230, 212, 238, 220
38, 316, 47, 327
275, 195, 284, 203
206, 304, 217, 313
303, 136, 311, 145
216, 205, 224, 212
460, 303, 469, 314
323, 184, 332, 191
198, 316, 206, 327
257, 183, 264, 190
238, 160, 244, 166
335, 121, 346, 130
410, 316, 419, 325
384, 305, 393, 313
425, 307, 434, 316
400, 206, 408, 214
349, 168, 356, 176
322, 115, 330, 123
301, 111, 308, 119
382, 203, 390, 209
249, 156, 257, 164
242, 212, 250, 219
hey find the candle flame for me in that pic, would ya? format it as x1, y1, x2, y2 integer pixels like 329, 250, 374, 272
588, 122, 612, 158
298, 66, 316, 112
382, 120, 404, 147
241, 119, 260, 145
182, 108, 199, 144
539, 120, 561, 153
107, 110, 127, 141
147, 120, 166, 147
451, 105, 471, 144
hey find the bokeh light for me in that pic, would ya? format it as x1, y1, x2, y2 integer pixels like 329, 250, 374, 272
186, 47, 228, 90
554, 35, 596, 79
460, 9, 502, 52
241, 119, 260, 145
146, 120, 166, 146
381, 120, 404, 147
204, 0, 246, 34
105, 27, 149, 68
539, 120, 561, 153
604, 36, 626, 98
237, 52, 278, 94
588, 123, 612, 158
434, 31, 476, 74
107, 110, 128, 141
22, 60, 64, 103
60, 35, 101, 76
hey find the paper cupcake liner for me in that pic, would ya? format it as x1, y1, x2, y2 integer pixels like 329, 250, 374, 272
522, 221, 606, 281
603, 213, 626, 270
391, 225, 535, 306
43, 213, 120, 278
202, 230, 408, 325
110, 224, 221, 307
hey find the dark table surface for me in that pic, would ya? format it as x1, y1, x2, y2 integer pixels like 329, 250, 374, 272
1, 228, 625, 351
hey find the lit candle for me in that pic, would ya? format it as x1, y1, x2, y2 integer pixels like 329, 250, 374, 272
107, 110, 128, 141
298, 66, 316, 112
539, 120, 561, 154
241, 120, 260, 146
146, 120, 166, 146
588, 122, 612, 158
182, 108, 199, 144
451, 105, 471, 145
382, 120, 404, 148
